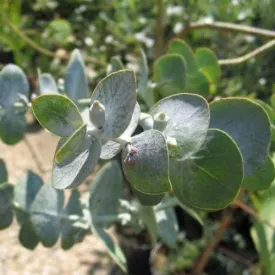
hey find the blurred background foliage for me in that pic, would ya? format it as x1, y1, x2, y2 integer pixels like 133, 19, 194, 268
1, 0, 275, 274
0, 0, 275, 100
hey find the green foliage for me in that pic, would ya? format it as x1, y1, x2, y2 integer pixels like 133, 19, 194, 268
91, 70, 136, 138
170, 129, 243, 210
210, 98, 271, 177
65, 49, 89, 106
149, 94, 210, 161
154, 54, 187, 96
0, 36, 274, 274
122, 129, 171, 195
32, 94, 84, 137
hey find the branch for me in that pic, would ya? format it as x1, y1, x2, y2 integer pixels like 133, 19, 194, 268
192, 209, 233, 274
3, 18, 106, 66
232, 199, 275, 232
179, 21, 275, 38
155, 0, 165, 58
218, 39, 275, 66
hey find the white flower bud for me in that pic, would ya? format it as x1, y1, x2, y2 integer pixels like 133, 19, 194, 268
89, 100, 105, 129
153, 112, 169, 132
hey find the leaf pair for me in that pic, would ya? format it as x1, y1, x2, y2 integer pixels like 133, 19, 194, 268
123, 93, 272, 211
13, 171, 86, 249
154, 39, 221, 97
32, 70, 137, 189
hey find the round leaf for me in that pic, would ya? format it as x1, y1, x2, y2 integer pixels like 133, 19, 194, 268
154, 54, 187, 96
243, 156, 275, 192
133, 187, 165, 206
91, 70, 136, 138
30, 184, 64, 247
168, 39, 198, 74
0, 108, 26, 144
150, 93, 210, 160
52, 136, 101, 189
32, 94, 83, 137
38, 73, 58, 95
0, 64, 29, 144
65, 49, 89, 104
89, 161, 123, 219
122, 129, 171, 195
107, 56, 124, 75
210, 98, 271, 177
0, 64, 29, 108
195, 48, 221, 83
185, 71, 209, 97
170, 129, 243, 210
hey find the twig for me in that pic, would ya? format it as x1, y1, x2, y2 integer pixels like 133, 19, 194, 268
232, 200, 275, 231
218, 39, 275, 66
179, 21, 275, 38
3, 17, 106, 66
155, 0, 165, 58
218, 246, 253, 266
192, 209, 233, 274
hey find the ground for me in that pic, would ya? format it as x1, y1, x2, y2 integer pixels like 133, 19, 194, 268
0, 114, 114, 275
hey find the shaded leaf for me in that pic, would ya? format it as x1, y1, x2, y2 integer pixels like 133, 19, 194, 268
0, 108, 26, 144
137, 49, 154, 107
38, 73, 58, 95
91, 223, 127, 272
155, 206, 178, 248
61, 190, 86, 250
0, 183, 13, 229
170, 129, 243, 210
0, 159, 7, 183
139, 205, 157, 246
168, 39, 198, 74
243, 156, 275, 192
0, 64, 29, 144
30, 184, 64, 247
210, 98, 271, 177
0, 64, 29, 108
107, 56, 124, 74
133, 188, 165, 206
185, 71, 209, 97
90, 161, 123, 226
154, 54, 187, 96
122, 129, 170, 195
195, 48, 221, 83
65, 49, 89, 104
14, 171, 43, 224
19, 220, 39, 250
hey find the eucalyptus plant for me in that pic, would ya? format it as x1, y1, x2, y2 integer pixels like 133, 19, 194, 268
0, 42, 274, 272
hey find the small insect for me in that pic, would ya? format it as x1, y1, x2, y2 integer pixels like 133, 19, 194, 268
124, 144, 137, 166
